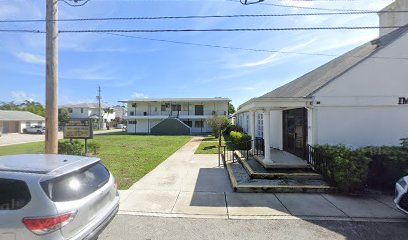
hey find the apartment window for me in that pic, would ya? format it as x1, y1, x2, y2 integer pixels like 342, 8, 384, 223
194, 120, 203, 128
128, 120, 137, 124
81, 108, 84, 113
130, 111, 135, 116
68, 108, 73, 113
25, 121, 31, 127
155, 107, 158, 112
161, 105, 166, 111
224, 111, 227, 116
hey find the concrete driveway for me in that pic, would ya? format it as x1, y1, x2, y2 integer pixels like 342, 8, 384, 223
119, 137, 408, 222
0, 129, 122, 146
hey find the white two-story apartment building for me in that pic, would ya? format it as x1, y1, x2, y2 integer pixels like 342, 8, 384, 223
120, 98, 230, 135
59, 103, 116, 129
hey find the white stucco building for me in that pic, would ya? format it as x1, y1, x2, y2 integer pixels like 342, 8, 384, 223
235, 0, 408, 163
59, 103, 116, 128
120, 98, 230, 135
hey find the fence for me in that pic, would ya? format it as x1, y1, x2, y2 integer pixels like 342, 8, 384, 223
219, 138, 265, 164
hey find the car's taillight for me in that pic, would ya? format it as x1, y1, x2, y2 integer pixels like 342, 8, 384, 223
22, 211, 76, 235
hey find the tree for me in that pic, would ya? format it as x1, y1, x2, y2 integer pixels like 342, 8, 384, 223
0, 100, 45, 116
0, 101, 19, 110
20, 100, 45, 117
58, 108, 70, 125
207, 116, 231, 138
228, 103, 236, 114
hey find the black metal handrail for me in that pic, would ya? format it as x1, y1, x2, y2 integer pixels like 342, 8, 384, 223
306, 144, 335, 184
219, 138, 265, 164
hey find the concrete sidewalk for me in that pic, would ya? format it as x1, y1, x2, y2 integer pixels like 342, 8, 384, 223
119, 137, 408, 222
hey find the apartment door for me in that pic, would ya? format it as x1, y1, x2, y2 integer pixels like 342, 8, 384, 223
283, 108, 307, 159
195, 105, 204, 115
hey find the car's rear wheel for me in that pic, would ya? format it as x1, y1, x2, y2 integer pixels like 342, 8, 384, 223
399, 193, 408, 211
37, 130, 42, 134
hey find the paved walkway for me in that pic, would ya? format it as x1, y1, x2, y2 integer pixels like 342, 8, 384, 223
119, 137, 408, 222
0, 129, 122, 146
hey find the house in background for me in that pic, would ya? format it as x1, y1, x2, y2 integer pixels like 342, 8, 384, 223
59, 103, 116, 129
120, 98, 230, 135
235, 0, 408, 165
112, 106, 127, 120
0, 110, 45, 134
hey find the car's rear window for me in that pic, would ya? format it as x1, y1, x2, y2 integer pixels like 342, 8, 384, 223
41, 162, 110, 202
0, 178, 31, 210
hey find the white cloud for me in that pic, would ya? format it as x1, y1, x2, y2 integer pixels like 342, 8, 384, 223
131, 92, 148, 98
11, 91, 36, 103
15, 52, 45, 65
239, 39, 317, 68
61, 65, 117, 81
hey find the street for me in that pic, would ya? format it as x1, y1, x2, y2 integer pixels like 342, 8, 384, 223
100, 215, 408, 240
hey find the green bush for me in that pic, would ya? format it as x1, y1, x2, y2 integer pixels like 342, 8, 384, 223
314, 145, 371, 193
88, 141, 101, 155
224, 125, 244, 135
229, 131, 251, 150
360, 146, 408, 190
58, 140, 84, 156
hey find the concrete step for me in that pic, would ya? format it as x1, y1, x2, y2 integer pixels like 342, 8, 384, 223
252, 154, 312, 170
225, 151, 335, 193
225, 160, 335, 193
235, 153, 323, 180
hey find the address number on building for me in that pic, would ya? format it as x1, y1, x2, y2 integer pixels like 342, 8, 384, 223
63, 119, 93, 139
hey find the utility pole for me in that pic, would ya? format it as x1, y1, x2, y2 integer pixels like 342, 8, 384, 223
97, 86, 102, 130
45, 0, 59, 154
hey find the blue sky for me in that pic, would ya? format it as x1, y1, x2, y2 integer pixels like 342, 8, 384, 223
0, 0, 393, 108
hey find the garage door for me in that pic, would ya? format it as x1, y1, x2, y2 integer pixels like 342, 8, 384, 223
2, 121, 20, 133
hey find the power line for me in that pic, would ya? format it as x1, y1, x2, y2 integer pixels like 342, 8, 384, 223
0, 25, 405, 34
2, 10, 408, 23
0, 29, 45, 33
103, 32, 408, 60
1, 24, 407, 34
56, 25, 407, 33
226, 0, 388, 12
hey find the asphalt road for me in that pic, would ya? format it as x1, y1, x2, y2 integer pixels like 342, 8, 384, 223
99, 215, 408, 240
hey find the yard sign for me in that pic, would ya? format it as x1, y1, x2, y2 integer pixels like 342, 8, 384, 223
63, 119, 93, 139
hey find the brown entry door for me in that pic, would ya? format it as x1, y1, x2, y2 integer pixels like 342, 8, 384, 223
283, 108, 307, 159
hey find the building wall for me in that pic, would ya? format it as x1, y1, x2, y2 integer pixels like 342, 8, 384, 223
312, 32, 408, 147
314, 106, 407, 147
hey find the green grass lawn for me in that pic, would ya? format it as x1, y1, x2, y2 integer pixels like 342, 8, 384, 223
0, 134, 192, 190
201, 135, 224, 142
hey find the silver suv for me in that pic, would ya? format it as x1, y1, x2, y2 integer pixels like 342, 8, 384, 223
0, 154, 119, 240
